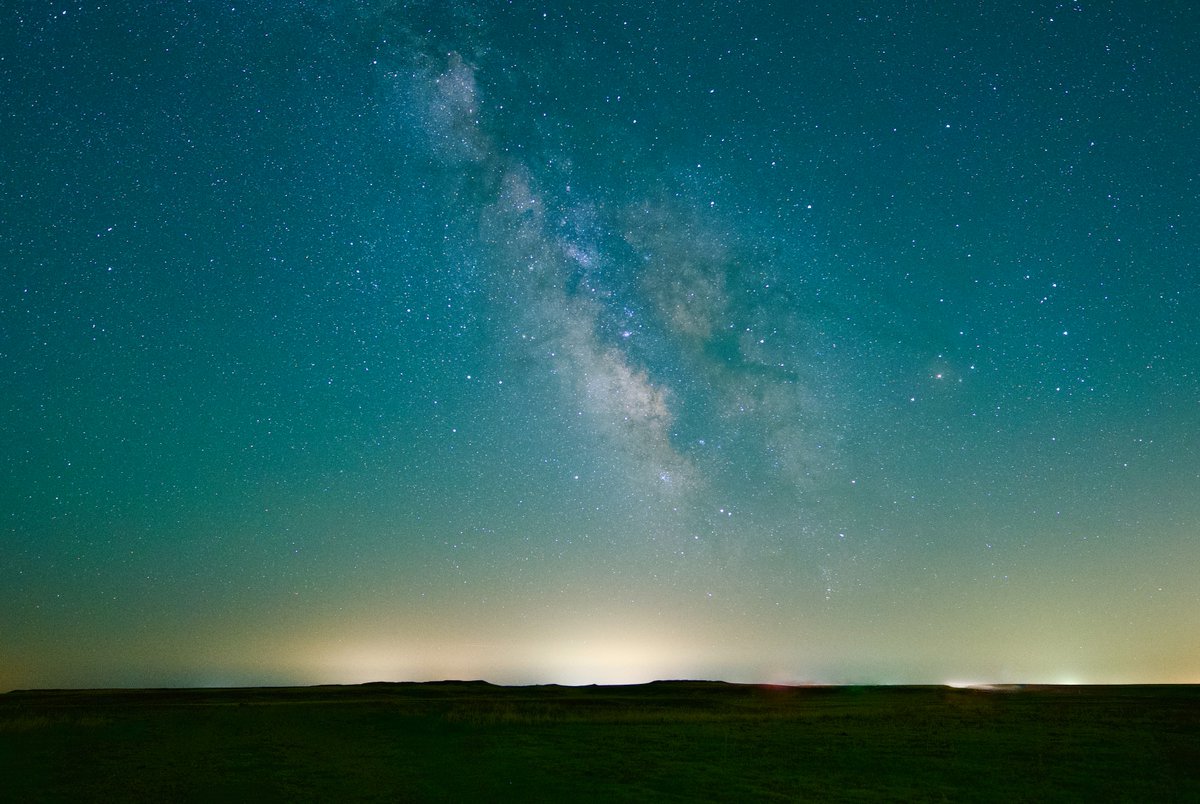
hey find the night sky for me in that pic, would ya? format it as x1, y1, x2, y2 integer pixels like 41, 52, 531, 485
3, 1, 1197, 691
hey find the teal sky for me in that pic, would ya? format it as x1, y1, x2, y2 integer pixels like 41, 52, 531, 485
2, 1, 1197, 690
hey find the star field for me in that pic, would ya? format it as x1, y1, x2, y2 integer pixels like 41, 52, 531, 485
1, 1, 1197, 689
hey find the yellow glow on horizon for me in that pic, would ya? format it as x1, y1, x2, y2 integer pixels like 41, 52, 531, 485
293, 629, 710, 687
522, 636, 705, 685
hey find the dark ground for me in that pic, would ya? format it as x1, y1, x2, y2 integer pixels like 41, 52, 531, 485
2, 681, 1197, 802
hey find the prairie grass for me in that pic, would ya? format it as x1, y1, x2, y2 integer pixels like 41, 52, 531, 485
1, 682, 1196, 802
0, 712, 111, 731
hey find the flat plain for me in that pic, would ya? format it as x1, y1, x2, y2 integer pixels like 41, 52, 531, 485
2, 681, 1197, 801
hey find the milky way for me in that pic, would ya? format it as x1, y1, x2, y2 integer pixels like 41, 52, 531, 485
2, 1, 1197, 689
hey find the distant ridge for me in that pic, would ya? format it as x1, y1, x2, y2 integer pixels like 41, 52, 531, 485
6, 679, 1197, 696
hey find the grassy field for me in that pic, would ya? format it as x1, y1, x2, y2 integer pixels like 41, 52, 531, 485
2, 681, 1197, 801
